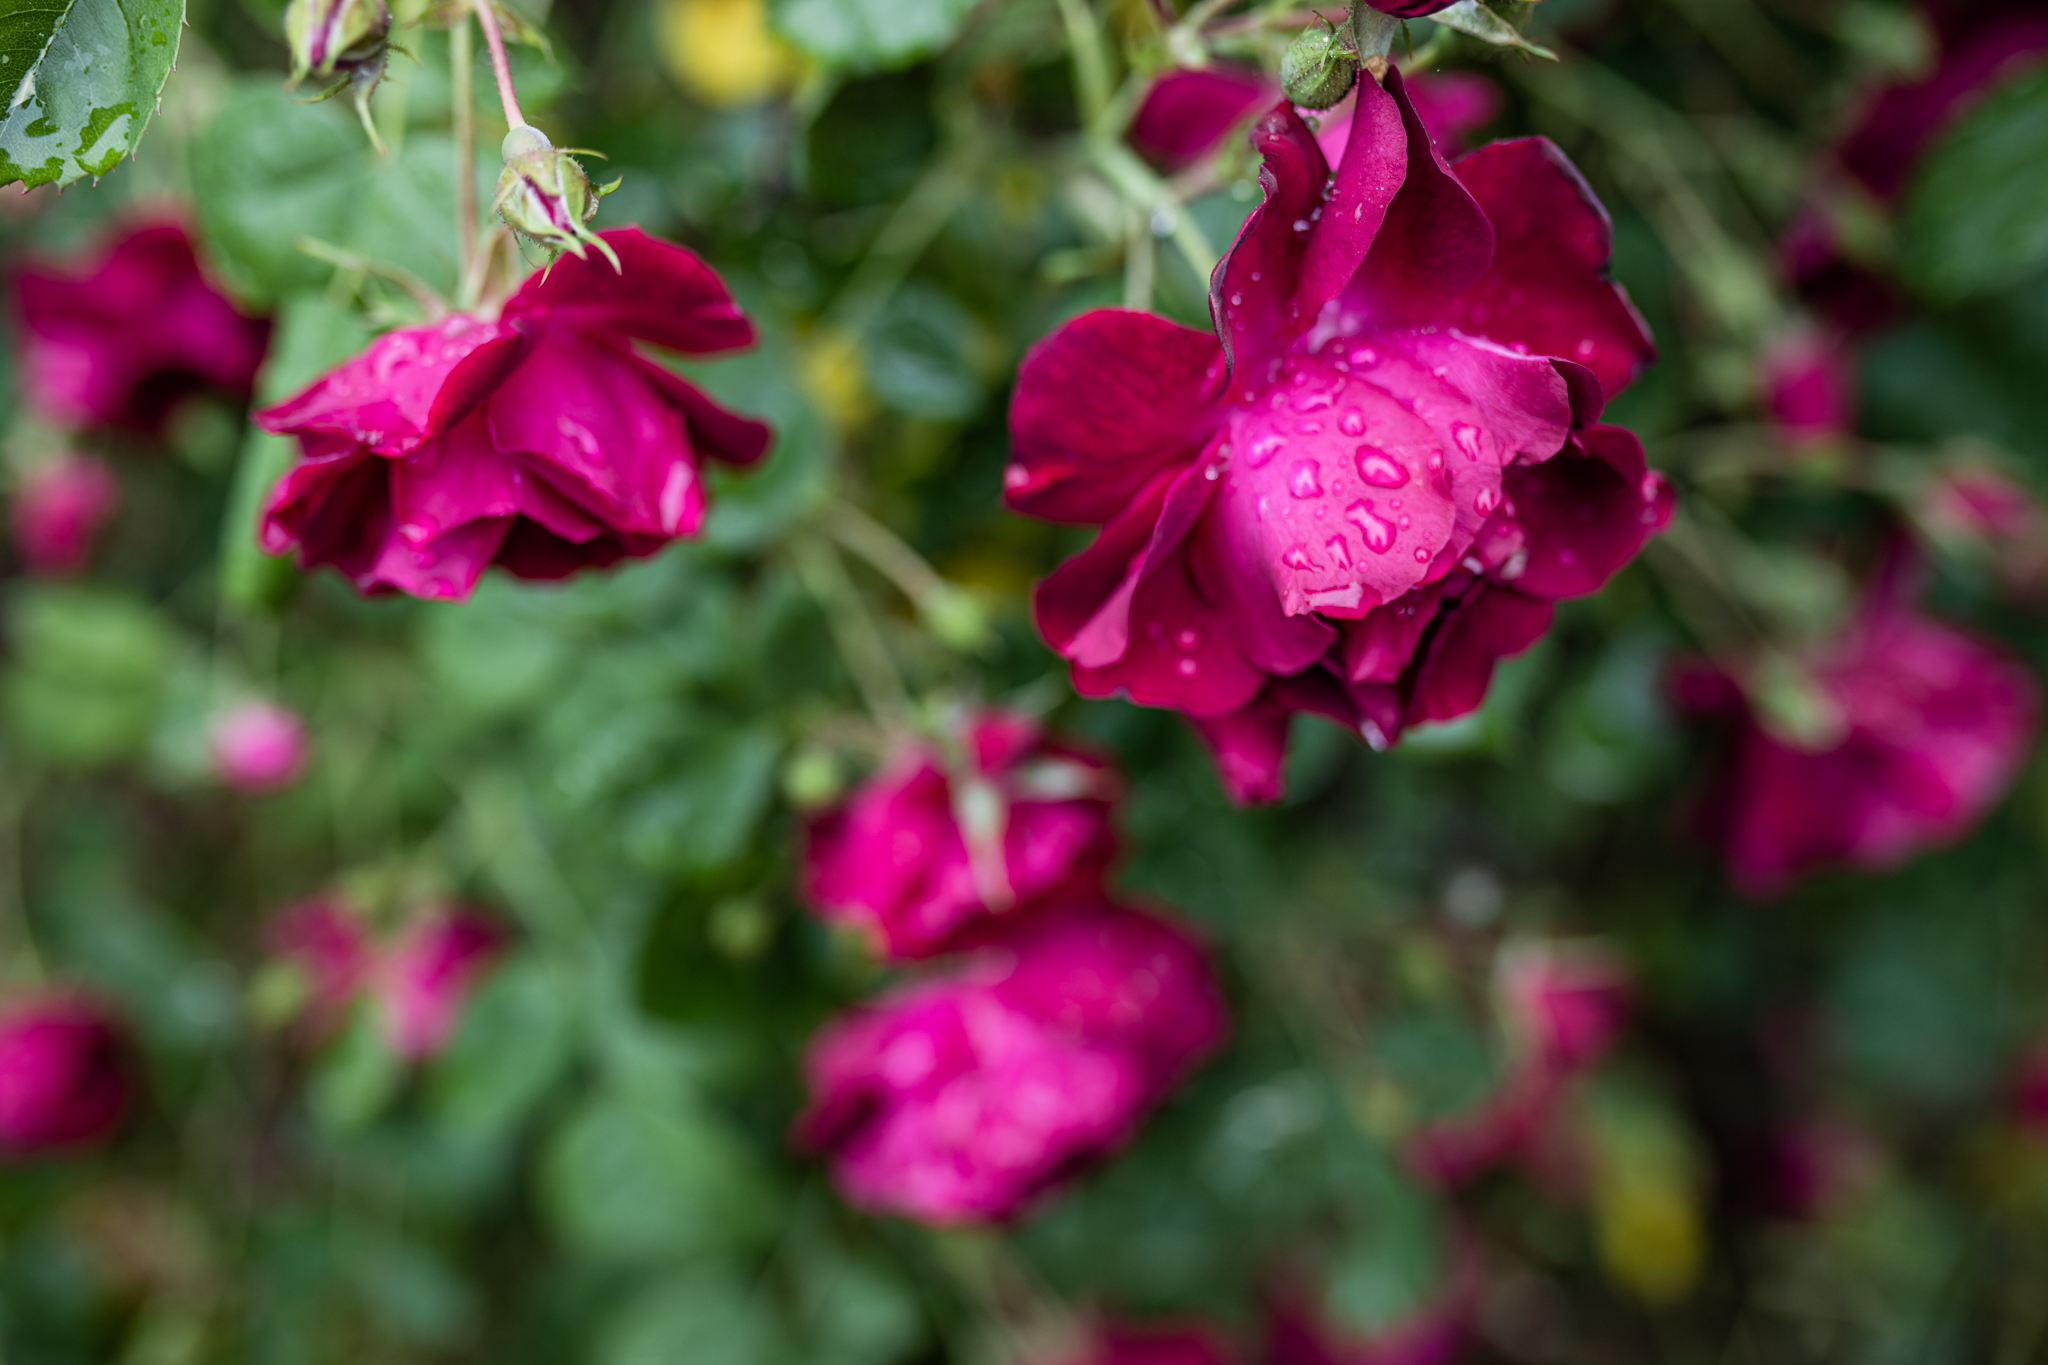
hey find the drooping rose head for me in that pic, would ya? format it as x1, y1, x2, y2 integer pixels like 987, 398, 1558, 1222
256, 228, 772, 601
266, 896, 375, 1038
375, 910, 504, 1060
802, 711, 1119, 959
1130, 67, 1277, 171
1685, 589, 2039, 896
7, 221, 271, 433
0, 995, 129, 1156
795, 896, 1226, 1223
12, 454, 119, 576
1007, 72, 1666, 803
1495, 939, 1631, 1075
209, 700, 310, 793
1759, 330, 1855, 447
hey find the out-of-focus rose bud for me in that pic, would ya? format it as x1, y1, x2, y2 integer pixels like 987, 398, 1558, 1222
284, 0, 391, 85
1496, 940, 1632, 1075
209, 701, 311, 793
262, 897, 374, 1039
657, 0, 797, 107
1759, 330, 1855, 447
1129, 67, 1276, 171
374, 911, 504, 1060
1762, 1116, 1882, 1220
12, 454, 118, 576
495, 126, 619, 266
0, 995, 128, 1157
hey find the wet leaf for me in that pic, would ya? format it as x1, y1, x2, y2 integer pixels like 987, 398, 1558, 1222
0, 0, 183, 189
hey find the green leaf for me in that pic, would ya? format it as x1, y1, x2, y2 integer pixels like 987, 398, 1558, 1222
599, 1272, 789, 1365
193, 77, 463, 305
1900, 68, 2048, 302
1425, 1, 1556, 59
769, 0, 975, 71
0, 0, 183, 189
3, 584, 177, 767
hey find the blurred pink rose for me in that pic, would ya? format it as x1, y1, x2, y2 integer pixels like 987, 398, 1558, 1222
1759, 331, 1855, 446
1683, 584, 2039, 896
1130, 67, 1276, 170
209, 701, 311, 793
0, 995, 128, 1156
375, 911, 505, 1060
11, 454, 119, 575
1495, 940, 1631, 1075
802, 710, 1119, 959
266, 897, 375, 1039
795, 896, 1226, 1223
7, 220, 270, 433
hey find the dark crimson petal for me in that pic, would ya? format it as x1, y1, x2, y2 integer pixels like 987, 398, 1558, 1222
1584, 422, 1673, 534
425, 333, 530, 437
1187, 697, 1293, 805
1298, 75, 1413, 329
1210, 102, 1330, 378
495, 520, 640, 580
1550, 358, 1605, 428
1445, 139, 1655, 401
1500, 429, 1665, 601
1070, 539, 1268, 718
263, 442, 394, 583
1184, 502, 1335, 677
257, 315, 516, 458
1035, 466, 1215, 668
635, 358, 777, 466
1129, 66, 1276, 170
1005, 309, 1226, 525
1343, 67, 1493, 332
1341, 580, 1451, 684
504, 226, 756, 356
1404, 585, 1554, 725
1363, 0, 1458, 14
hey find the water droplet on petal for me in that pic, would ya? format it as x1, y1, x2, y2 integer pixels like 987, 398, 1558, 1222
1248, 436, 1287, 469
1177, 657, 1200, 677
1346, 500, 1396, 554
1414, 547, 1430, 562
1178, 628, 1201, 650
1426, 452, 1444, 474
1289, 460, 1324, 499
1576, 338, 1597, 359
1282, 543, 1319, 571
1325, 535, 1351, 569
1355, 448, 1410, 489
1349, 345, 1379, 367
1452, 422, 1483, 461
1474, 486, 1499, 517
1339, 408, 1366, 436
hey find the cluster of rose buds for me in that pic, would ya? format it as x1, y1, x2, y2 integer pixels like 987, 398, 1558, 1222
793, 710, 1227, 1224
4, 221, 270, 575
265, 897, 504, 1060
1007, 70, 1670, 804
1405, 940, 1632, 1191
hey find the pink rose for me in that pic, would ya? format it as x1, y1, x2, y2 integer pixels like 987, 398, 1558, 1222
375, 910, 504, 1060
795, 897, 1226, 1223
7, 221, 270, 433
1684, 587, 2039, 896
1006, 74, 1666, 802
11, 454, 119, 576
255, 227, 772, 601
1758, 331, 1855, 446
802, 711, 1119, 959
210, 700, 311, 792
266, 897, 376, 1039
1495, 940, 1630, 1076
0, 995, 128, 1156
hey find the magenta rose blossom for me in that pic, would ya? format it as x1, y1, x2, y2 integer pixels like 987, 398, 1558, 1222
256, 227, 772, 601
1759, 331, 1854, 447
267, 897, 375, 1039
0, 995, 128, 1156
1683, 592, 2039, 897
1005, 73, 1665, 802
1130, 67, 1277, 170
210, 700, 311, 792
375, 910, 504, 1059
796, 897, 1226, 1223
12, 454, 119, 576
803, 711, 1119, 959
1495, 940, 1630, 1075
8, 221, 270, 433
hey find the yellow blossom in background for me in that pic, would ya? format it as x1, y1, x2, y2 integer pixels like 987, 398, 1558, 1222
656, 0, 797, 107
1585, 1081, 1709, 1306
800, 327, 876, 431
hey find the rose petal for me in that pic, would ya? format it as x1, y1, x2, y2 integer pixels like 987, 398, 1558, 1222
504, 226, 756, 354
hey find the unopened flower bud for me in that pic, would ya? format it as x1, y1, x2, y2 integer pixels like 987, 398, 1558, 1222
1281, 24, 1357, 111
284, 0, 392, 85
495, 126, 621, 267
210, 700, 311, 792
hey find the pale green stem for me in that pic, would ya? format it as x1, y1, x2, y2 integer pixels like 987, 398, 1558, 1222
451, 16, 478, 287
471, 0, 526, 129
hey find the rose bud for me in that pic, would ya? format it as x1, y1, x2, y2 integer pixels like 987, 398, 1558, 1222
209, 701, 311, 793
1759, 330, 1855, 447
374, 911, 504, 1060
12, 454, 118, 576
1280, 23, 1357, 112
495, 126, 620, 266
284, 0, 391, 86
801, 710, 1118, 960
262, 897, 375, 1039
0, 995, 128, 1157
7, 221, 270, 434
1004, 73, 1666, 803
795, 895, 1225, 1223
1495, 939, 1631, 1075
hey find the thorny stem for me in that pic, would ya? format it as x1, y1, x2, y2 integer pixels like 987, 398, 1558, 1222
471, 0, 527, 130
451, 16, 478, 287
